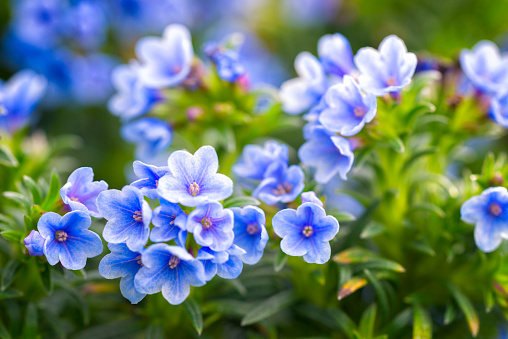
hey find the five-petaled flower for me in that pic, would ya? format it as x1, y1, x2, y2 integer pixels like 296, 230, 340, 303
150, 198, 187, 243
231, 205, 269, 265
253, 162, 305, 205
318, 33, 356, 78
461, 187, 508, 252
197, 245, 246, 281
157, 145, 233, 207
134, 243, 206, 305
272, 202, 339, 264
130, 160, 170, 199
97, 186, 152, 252
120, 117, 173, 161
37, 211, 103, 270
99, 243, 146, 304
60, 167, 108, 218
233, 141, 289, 182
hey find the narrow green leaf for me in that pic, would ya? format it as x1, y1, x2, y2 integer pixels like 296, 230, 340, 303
383, 308, 412, 338
1, 259, 20, 291
444, 303, 456, 325
41, 170, 61, 210
356, 259, 406, 273
364, 270, 390, 319
0, 145, 18, 167
361, 222, 386, 239
184, 299, 203, 335
331, 212, 356, 222
410, 203, 445, 218
0, 289, 23, 300
145, 324, 163, 339
402, 148, 438, 173
0, 316, 11, 339
40, 268, 53, 293
21, 303, 37, 339
274, 249, 288, 273
413, 305, 432, 339
223, 196, 260, 208
484, 290, 495, 313
23, 176, 42, 204
1, 231, 23, 244
386, 137, 405, 153
2, 192, 31, 212
241, 290, 295, 326
448, 283, 479, 337
359, 303, 377, 339
328, 308, 357, 339
409, 239, 435, 256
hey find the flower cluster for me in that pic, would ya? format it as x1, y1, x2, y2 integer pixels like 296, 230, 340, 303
24, 167, 107, 270
97, 145, 268, 304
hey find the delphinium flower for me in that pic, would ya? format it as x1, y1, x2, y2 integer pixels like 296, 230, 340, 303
318, 75, 377, 136
318, 33, 356, 78
186, 202, 235, 252
354, 35, 417, 97
0, 70, 47, 133
134, 243, 206, 305
37, 210, 103, 270
272, 202, 339, 264
157, 145, 233, 207
60, 167, 108, 218
204, 37, 246, 83
460, 41, 508, 96
136, 24, 194, 88
150, 198, 187, 243
231, 205, 268, 265
253, 162, 305, 205
108, 62, 162, 121
299, 125, 354, 183
120, 117, 173, 161
197, 245, 246, 280
461, 187, 508, 252
130, 161, 169, 199
97, 186, 152, 251
23, 230, 45, 256
99, 243, 146, 304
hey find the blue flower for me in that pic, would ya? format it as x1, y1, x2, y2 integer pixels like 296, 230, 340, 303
186, 202, 234, 252
319, 75, 377, 136
318, 33, 356, 78
136, 24, 194, 88
197, 245, 245, 280
253, 162, 305, 205
151, 198, 187, 243
157, 145, 233, 207
0, 70, 47, 133
299, 125, 354, 183
461, 187, 508, 252
97, 186, 152, 252
60, 167, 108, 218
98, 243, 146, 304
233, 141, 289, 181
204, 41, 246, 83
130, 161, 169, 199
301, 191, 323, 207
108, 62, 162, 121
354, 35, 417, 97
272, 202, 339, 264
37, 211, 103, 270
120, 117, 173, 161
490, 92, 508, 128
231, 205, 268, 265
460, 41, 508, 96
280, 52, 328, 115
23, 230, 45, 256
134, 243, 205, 305
66, 1, 107, 51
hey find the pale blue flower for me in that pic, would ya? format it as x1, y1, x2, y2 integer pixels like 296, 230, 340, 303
253, 162, 305, 205
301, 191, 323, 207
23, 230, 45, 256
490, 92, 508, 128
233, 141, 289, 181
130, 161, 169, 199
231, 205, 268, 265
197, 245, 245, 280
150, 198, 187, 243
120, 117, 173, 161
318, 33, 356, 77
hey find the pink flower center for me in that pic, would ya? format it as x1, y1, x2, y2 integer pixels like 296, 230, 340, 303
189, 182, 200, 196
133, 211, 143, 222
201, 217, 213, 229
246, 223, 260, 235
386, 77, 397, 86
273, 182, 293, 196
302, 226, 313, 237
169, 255, 180, 269
489, 202, 503, 216
354, 107, 367, 118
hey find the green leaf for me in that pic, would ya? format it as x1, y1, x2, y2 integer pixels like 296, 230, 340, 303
359, 303, 377, 339
356, 258, 406, 273
410, 203, 445, 218
331, 212, 356, 222
1, 259, 20, 291
0, 289, 23, 300
23, 176, 42, 205
447, 283, 479, 337
413, 305, 432, 339
40, 268, 53, 293
402, 148, 438, 173
364, 270, 390, 319
223, 196, 260, 208
328, 308, 357, 339
21, 303, 37, 339
1, 231, 23, 244
41, 170, 61, 210
386, 137, 405, 153
383, 308, 412, 338
184, 299, 203, 335
241, 290, 295, 326
0, 145, 18, 167
274, 249, 288, 273
0, 316, 11, 339
145, 325, 163, 339
2, 192, 31, 212
361, 221, 386, 239
443, 303, 456, 325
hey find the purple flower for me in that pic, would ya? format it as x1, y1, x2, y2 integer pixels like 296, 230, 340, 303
130, 161, 169, 199
253, 162, 305, 205
197, 245, 245, 280
272, 202, 339, 264
233, 141, 289, 181
108, 62, 162, 121
120, 117, 173, 161
136, 24, 194, 88
280, 52, 328, 115
157, 145, 233, 207
354, 35, 417, 97
60, 167, 108, 218
134, 243, 205, 305
299, 125, 354, 183
99, 243, 145, 304
461, 187, 508, 252
301, 191, 323, 207
231, 205, 268, 265
23, 230, 45, 256
186, 202, 234, 252
150, 198, 187, 243
97, 186, 152, 252
318, 33, 356, 78
38, 211, 103, 270
460, 41, 508, 96
319, 75, 377, 136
